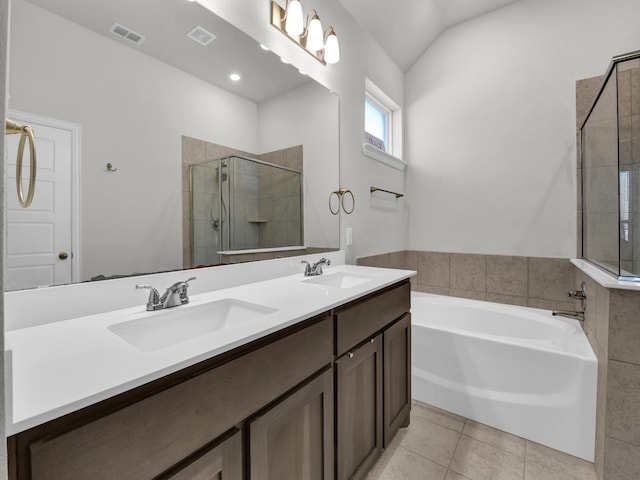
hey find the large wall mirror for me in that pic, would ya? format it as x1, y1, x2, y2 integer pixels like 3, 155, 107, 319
6, 0, 340, 291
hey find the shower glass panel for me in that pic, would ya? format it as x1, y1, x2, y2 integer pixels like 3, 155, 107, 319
581, 51, 640, 280
190, 156, 303, 266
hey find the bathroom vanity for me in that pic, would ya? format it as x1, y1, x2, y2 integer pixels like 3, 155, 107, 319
5, 263, 413, 480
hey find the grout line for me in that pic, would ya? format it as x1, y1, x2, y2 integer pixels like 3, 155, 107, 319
446, 418, 466, 470
484, 254, 487, 298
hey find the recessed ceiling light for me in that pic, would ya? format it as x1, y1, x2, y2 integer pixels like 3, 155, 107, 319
229, 73, 241, 82
260, 44, 270, 51
280, 57, 290, 64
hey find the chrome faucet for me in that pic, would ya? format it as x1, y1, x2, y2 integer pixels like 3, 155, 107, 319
552, 310, 585, 321
301, 258, 331, 276
552, 282, 587, 321
568, 281, 587, 310
136, 277, 196, 311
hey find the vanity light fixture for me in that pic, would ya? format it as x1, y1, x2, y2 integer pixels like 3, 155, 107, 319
284, 0, 304, 35
271, 1, 340, 65
305, 11, 323, 51
324, 27, 340, 64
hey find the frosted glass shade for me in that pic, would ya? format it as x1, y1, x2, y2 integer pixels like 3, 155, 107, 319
324, 29, 340, 64
285, 0, 304, 36
306, 15, 323, 51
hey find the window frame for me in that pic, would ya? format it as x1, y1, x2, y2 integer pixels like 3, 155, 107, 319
365, 91, 393, 154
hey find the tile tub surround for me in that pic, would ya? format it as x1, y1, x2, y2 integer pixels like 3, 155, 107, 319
366, 401, 597, 480
357, 250, 578, 312
575, 264, 640, 480
358, 250, 640, 478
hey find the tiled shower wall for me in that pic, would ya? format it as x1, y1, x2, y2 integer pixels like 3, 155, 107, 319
357, 250, 577, 312
575, 269, 640, 480
181, 136, 305, 267
577, 73, 640, 479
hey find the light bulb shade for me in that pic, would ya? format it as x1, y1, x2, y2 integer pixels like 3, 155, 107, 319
285, 0, 304, 36
324, 29, 340, 64
306, 15, 324, 51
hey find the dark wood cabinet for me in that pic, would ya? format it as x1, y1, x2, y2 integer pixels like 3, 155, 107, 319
8, 279, 412, 480
161, 429, 242, 480
335, 335, 383, 480
10, 316, 332, 480
383, 313, 411, 446
248, 369, 334, 480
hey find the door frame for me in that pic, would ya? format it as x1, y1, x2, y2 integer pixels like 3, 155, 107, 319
8, 109, 81, 283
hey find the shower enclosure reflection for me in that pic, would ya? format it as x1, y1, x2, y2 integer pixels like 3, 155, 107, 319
190, 156, 303, 266
581, 50, 640, 280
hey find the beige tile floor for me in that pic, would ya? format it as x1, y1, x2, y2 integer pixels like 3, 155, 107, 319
366, 400, 597, 480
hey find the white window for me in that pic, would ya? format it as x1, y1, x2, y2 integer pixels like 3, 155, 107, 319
365, 93, 392, 153
363, 78, 405, 170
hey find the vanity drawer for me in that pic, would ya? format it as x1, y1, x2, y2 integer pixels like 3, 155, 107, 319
335, 281, 410, 356
23, 316, 332, 480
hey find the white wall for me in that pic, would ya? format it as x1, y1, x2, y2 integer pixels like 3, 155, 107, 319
9, 0, 258, 280
406, 0, 640, 258
258, 81, 340, 249
199, 0, 407, 263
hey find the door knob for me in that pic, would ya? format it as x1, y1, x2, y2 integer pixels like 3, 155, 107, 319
59, 251, 69, 260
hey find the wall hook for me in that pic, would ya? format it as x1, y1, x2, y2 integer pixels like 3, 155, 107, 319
106, 162, 118, 172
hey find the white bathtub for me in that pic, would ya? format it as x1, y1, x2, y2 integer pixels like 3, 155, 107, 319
411, 292, 597, 461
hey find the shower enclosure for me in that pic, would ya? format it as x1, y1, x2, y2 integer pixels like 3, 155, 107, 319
190, 155, 303, 266
581, 51, 640, 280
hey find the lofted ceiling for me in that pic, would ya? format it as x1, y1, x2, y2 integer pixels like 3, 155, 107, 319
337, 0, 520, 72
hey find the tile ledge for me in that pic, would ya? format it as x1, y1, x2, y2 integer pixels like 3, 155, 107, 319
571, 259, 640, 291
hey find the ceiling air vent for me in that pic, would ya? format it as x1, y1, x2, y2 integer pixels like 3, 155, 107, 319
187, 26, 216, 46
109, 23, 145, 46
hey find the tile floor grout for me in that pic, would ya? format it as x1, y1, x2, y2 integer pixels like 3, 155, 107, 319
367, 400, 597, 480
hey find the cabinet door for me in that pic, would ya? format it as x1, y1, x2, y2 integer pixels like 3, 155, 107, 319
162, 429, 242, 480
249, 369, 334, 480
383, 314, 411, 446
336, 335, 383, 480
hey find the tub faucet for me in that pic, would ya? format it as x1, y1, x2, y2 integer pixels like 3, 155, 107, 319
568, 281, 587, 310
301, 258, 331, 276
552, 310, 585, 321
136, 277, 196, 311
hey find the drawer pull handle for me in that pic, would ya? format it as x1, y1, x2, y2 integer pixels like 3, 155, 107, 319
347, 352, 354, 359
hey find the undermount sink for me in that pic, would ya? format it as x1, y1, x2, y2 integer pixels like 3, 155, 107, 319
109, 299, 278, 352
302, 272, 376, 289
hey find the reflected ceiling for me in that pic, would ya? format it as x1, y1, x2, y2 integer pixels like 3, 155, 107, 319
27, 0, 309, 103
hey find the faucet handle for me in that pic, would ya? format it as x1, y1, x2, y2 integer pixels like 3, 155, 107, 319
301, 260, 312, 276
136, 284, 161, 311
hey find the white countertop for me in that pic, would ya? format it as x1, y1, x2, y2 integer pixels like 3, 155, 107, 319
6, 264, 415, 436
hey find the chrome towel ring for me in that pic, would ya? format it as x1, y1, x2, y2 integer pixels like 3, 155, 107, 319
6, 119, 37, 208
329, 188, 354, 215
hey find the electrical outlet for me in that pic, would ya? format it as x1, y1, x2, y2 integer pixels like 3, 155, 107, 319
346, 227, 353, 246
